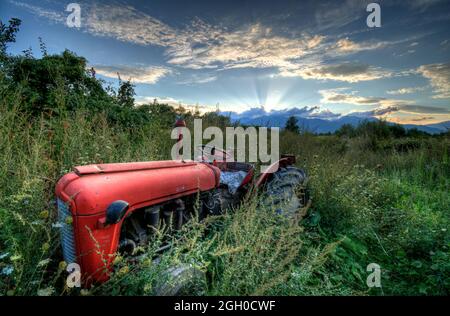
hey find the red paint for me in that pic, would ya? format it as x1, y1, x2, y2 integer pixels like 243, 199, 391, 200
55, 160, 220, 283
55, 156, 293, 284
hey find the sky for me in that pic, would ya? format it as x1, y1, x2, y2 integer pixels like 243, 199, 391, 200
1, 0, 450, 124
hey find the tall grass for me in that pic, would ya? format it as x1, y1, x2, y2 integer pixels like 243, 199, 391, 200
0, 101, 448, 295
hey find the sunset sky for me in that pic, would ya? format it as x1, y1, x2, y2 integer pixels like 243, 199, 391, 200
1, 0, 449, 124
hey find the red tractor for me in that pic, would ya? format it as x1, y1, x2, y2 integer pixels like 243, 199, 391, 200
55, 142, 307, 286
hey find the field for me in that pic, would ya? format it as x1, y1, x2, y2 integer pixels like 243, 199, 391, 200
0, 27, 449, 296
0, 103, 448, 296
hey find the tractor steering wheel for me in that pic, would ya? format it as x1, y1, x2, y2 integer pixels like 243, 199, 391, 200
197, 145, 232, 162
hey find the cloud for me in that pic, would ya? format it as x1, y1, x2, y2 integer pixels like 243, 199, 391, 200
410, 116, 434, 122
93, 65, 170, 84
166, 23, 326, 71
13, 1, 395, 83
176, 73, 218, 85
84, 4, 177, 47
295, 63, 391, 82
321, 89, 449, 119
417, 62, 450, 99
348, 106, 400, 118
308, 108, 341, 119
320, 89, 385, 104
346, 104, 448, 119
333, 38, 388, 54
222, 105, 341, 120
398, 104, 450, 114
9, 0, 66, 23
387, 86, 427, 95
314, 0, 366, 31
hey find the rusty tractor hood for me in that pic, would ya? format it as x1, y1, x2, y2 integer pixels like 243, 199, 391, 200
55, 160, 220, 216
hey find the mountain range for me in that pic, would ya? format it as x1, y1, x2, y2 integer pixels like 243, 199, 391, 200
220, 107, 450, 134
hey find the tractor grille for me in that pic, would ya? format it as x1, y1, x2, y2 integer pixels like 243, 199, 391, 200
57, 198, 77, 264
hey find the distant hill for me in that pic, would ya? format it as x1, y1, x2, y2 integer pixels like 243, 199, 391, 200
220, 108, 448, 134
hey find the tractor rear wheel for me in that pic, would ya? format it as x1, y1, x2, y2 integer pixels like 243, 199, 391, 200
260, 166, 308, 217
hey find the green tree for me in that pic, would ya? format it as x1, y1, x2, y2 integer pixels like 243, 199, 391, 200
285, 115, 299, 134
335, 124, 356, 137
7, 49, 110, 115
0, 18, 21, 58
117, 79, 135, 108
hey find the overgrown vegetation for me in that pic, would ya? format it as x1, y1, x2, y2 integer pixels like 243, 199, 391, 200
0, 19, 448, 296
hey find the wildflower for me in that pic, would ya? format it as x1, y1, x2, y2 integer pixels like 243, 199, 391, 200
42, 243, 50, 252
141, 258, 152, 267
118, 266, 129, 276
58, 261, 67, 271
143, 283, 152, 293
39, 210, 49, 219
113, 255, 123, 265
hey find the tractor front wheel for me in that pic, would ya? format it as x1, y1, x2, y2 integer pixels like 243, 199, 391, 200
154, 264, 207, 296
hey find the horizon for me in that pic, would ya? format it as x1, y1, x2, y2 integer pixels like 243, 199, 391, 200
1, 0, 449, 125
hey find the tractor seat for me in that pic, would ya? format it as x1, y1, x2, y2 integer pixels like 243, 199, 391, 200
220, 170, 247, 194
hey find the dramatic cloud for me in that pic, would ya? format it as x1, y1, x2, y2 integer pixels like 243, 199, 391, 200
9, 0, 449, 124
166, 23, 326, 71
417, 62, 450, 99
84, 4, 178, 47
12, 1, 394, 83
321, 89, 449, 119
93, 65, 170, 84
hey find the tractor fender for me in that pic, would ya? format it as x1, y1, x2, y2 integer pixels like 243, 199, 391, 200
255, 155, 296, 188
